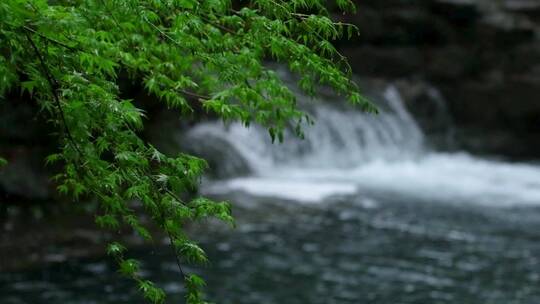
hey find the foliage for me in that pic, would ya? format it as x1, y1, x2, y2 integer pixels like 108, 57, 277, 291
0, 0, 373, 303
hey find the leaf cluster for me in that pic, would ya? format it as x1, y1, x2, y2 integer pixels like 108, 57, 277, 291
0, 0, 372, 303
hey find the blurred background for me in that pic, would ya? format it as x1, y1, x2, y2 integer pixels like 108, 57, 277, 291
2, 0, 540, 303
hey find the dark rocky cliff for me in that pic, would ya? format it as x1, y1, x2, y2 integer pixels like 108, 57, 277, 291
337, 0, 540, 158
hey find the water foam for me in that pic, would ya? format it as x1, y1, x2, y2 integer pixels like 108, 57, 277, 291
204, 153, 540, 206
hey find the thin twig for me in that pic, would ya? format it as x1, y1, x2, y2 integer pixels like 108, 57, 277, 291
24, 30, 83, 156
179, 89, 210, 101
22, 25, 82, 52
147, 175, 189, 279
97, 0, 130, 41
167, 228, 187, 278
154, 187, 188, 279
199, 15, 236, 34
141, 14, 211, 60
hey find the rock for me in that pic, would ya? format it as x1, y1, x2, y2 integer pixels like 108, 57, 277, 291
504, 0, 540, 13
0, 148, 52, 201
395, 81, 456, 150
342, 46, 424, 78
430, 0, 481, 28
440, 78, 540, 158
424, 46, 474, 80
144, 109, 252, 179
505, 1, 540, 22
0, 98, 55, 201
337, 0, 540, 159
181, 133, 252, 178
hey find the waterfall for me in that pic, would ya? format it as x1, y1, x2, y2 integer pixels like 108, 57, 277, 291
183, 82, 540, 206
186, 85, 425, 174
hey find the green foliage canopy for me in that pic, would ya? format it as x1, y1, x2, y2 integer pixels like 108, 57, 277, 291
0, 0, 374, 303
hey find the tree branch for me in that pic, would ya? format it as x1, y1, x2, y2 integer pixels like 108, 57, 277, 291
23, 25, 82, 52
24, 29, 83, 156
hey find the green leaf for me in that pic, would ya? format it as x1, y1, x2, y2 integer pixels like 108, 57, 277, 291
175, 239, 208, 265
107, 242, 127, 256
187, 274, 206, 288
45, 153, 62, 165
96, 214, 120, 229
119, 259, 140, 276
177, 0, 196, 9
138, 280, 166, 304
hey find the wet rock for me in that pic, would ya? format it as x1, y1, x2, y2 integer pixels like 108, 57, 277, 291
504, 0, 540, 16
181, 133, 253, 179
339, 0, 540, 159
430, 0, 481, 28
145, 110, 252, 179
395, 81, 456, 150
0, 99, 55, 201
0, 149, 52, 201
440, 78, 540, 158
342, 47, 424, 78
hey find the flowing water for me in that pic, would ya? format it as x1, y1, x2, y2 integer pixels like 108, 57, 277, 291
194, 85, 540, 206
3, 84, 540, 303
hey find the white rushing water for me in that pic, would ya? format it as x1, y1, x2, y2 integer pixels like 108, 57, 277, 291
186, 85, 540, 206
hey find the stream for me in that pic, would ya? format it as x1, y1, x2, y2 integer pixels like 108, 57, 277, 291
3, 84, 540, 304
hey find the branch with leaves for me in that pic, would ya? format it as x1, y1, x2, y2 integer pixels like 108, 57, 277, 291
0, 0, 373, 303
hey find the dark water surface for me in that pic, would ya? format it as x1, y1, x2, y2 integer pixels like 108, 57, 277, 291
3, 191, 540, 304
